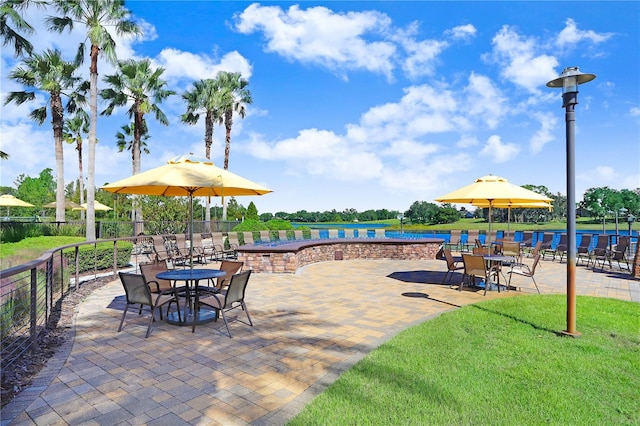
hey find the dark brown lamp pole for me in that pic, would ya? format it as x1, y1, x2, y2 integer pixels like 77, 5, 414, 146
546, 67, 596, 337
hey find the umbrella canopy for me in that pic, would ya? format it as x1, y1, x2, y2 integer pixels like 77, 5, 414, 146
0, 194, 34, 216
0, 194, 34, 207
101, 154, 272, 267
43, 200, 82, 209
101, 154, 272, 197
435, 175, 553, 245
72, 201, 113, 211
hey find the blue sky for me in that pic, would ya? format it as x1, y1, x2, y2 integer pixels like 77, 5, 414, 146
1, 1, 639, 215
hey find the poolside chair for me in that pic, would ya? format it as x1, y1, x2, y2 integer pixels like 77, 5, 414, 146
151, 235, 185, 267
175, 233, 205, 264
310, 229, 320, 239
445, 230, 462, 251
462, 230, 479, 252
374, 229, 386, 239
550, 233, 568, 262
226, 233, 240, 259
442, 248, 464, 285
358, 229, 369, 238
259, 230, 271, 243
328, 229, 339, 239
191, 233, 214, 263
608, 236, 630, 270
587, 234, 610, 270
520, 231, 534, 254
198, 270, 253, 337
118, 272, 180, 338
576, 234, 593, 265
278, 230, 290, 241
242, 232, 255, 245
293, 230, 304, 240
211, 231, 235, 260
507, 254, 541, 294
539, 233, 556, 260
461, 254, 500, 295
472, 247, 491, 255
344, 229, 356, 238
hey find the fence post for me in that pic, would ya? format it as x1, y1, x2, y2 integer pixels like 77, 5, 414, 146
30, 268, 37, 344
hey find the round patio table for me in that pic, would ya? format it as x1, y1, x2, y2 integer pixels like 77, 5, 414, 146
156, 268, 226, 329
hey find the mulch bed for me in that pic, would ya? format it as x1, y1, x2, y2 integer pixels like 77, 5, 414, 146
1, 275, 114, 408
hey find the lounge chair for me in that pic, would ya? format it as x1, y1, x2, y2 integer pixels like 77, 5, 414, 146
576, 234, 593, 265
242, 232, 255, 245
608, 236, 630, 270
587, 234, 610, 270
343, 229, 356, 238
278, 230, 290, 241
259, 230, 271, 243
445, 230, 462, 251
374, 229, 385, 238
328, 229, 338, 239
310, 229, 320, 239
293, 230, 304, 240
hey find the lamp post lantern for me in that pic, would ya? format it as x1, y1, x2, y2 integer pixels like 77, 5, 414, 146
547, 66, 596, 338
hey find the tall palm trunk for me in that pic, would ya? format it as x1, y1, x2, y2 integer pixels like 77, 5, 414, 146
51, 92, 65, 223
85, 44, 98, 241
204, 110, 214, 228
132, 105, 143, 223
76, 135, 84, 220
222, 109, 233, 220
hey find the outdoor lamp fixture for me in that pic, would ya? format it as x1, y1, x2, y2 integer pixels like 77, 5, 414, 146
397, 213, 404, 235
628, 213, 636, 236
547, 66, 596, 338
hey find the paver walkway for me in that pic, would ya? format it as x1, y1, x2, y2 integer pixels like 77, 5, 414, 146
3, 258, 637, 425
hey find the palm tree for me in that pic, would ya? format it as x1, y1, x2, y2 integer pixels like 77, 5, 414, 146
216, 71, 252, 219
115, 121, 150, 175
181, 78, 224, 225
63, 109, 89, 219
101, 58, 173, 176
101, 58, 174, 223
47, 0, 140, 241
0, 0, 46, 57
4, 48, 87, 222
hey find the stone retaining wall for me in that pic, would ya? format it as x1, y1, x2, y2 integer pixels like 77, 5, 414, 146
237, 239, 443, 273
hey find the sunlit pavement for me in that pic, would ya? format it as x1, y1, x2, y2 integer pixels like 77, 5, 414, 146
3, 257, 637, 425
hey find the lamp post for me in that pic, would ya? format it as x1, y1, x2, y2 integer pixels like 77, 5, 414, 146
628, 214, 636, 236
547, 66, 595, 338
397, 213, 404, 235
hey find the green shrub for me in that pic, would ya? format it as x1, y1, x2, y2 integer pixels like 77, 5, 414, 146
0, 223, 43, 243
232, 219, 268, 232
265, 219, 293, 230
62, 241, 133, 273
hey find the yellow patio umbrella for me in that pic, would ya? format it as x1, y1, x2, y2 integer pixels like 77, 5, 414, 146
101, 153, 272, 266
0, 194, 34, 216
43, 200, 82, 209
435, 175, 553, 245
72, 201, 113, 211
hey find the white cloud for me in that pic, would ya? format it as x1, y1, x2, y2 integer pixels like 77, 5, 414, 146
464, 72, 507, 129
234, 4, 396, 79
630, 107, 640, 117
556, 18, 614, 49
446, 24, 477, 41
479, 135, 520, 163
457, 135, 479, 148
152, 49, 252, 86
529, 111, 557, 153
486, 25, 559, 93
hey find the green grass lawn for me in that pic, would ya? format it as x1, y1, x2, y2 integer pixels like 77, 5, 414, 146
289, 295, 640, 425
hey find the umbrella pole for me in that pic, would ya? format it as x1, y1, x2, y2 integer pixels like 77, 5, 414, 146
189, 193, 194, 270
